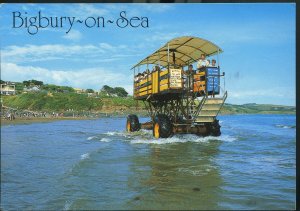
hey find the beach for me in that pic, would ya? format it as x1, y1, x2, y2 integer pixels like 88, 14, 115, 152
0, 116, 96, 126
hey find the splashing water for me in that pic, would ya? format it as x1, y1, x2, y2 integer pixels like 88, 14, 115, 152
80, 153, 90, 160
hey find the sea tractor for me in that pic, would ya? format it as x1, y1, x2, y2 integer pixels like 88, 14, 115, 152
126, 36, 227, 138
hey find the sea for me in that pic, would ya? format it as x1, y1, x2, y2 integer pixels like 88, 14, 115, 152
1, 114, 296, 210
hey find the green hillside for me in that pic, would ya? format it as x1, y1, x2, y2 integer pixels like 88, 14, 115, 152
220, 103, 295, 114
1, 92, 104, 112
1, 92, 295, 115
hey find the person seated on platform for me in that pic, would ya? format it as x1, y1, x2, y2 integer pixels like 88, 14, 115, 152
211, 59, 217, 67
151, 66, 156, 73
155, 65, 161, 72
142, 72, 146, 80
197, 54, 209, 70
143, 69, 150, 84
188, 64, 194, 74
138, 73, 143, 82
207, 59, 211, 67
183, 64, 194, 90
134, 74, 139, 82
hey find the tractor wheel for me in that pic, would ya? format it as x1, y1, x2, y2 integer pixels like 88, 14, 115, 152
153, 114, 173, 138
126, 114, 140, 132
209, 119, 221, 136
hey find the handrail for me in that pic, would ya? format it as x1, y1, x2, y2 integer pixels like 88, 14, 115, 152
191, 95, 207, 125
215, 91, 228, 117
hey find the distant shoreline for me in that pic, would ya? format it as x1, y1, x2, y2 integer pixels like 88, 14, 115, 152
0, 117, 96, 126
1, 112, 295, 127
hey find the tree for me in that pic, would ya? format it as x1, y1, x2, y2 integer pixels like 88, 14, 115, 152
15, 82, 25, 93
86, 89, 94, 93
23, 79, 44, 86
0, 80, 4, 84
29, 79, 44, 86
114, 87, 128, 97
101, 85, 115, 95
23, 80, 30, 86
101, 85, 114, 93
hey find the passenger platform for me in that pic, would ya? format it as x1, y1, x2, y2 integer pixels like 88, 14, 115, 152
134, 66, 221, 100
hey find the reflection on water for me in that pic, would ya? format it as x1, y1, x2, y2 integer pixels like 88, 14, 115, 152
1, 115, 296, 210
128, 141, 222, 210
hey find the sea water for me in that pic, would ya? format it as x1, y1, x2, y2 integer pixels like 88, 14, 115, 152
1, 114, 296, 210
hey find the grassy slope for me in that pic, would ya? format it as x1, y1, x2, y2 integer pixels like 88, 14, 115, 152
1, 92, 103, 112
1, 93, 295, 114
220, 103, 295, 114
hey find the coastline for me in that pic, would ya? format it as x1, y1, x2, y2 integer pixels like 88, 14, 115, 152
1, 112, 295, 127
0, 117, 97, 126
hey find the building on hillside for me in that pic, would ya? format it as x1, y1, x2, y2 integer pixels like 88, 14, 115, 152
0, 82, 16, 95
23, 86, 40, 92
87, 93, 98, 97
74, 88, 86, 94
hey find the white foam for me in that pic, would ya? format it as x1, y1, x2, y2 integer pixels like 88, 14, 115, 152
275, 124, 295, 129
103, 130, 237, 145
80, 153, 90, 160
87, 136, 97, 140
64, 200, 72, 210
105, 131, 119, 136
99, 138, 112, 142
178, 167, 208, 176
129, 134, 236, 145
219, 134, 237, 142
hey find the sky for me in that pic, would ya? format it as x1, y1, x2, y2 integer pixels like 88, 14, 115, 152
0, 3, 296, 106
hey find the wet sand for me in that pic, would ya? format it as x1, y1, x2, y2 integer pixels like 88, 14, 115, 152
0, 117, 96, 126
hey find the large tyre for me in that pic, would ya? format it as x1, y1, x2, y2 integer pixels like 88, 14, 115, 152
126, 114, 140, 132
209, 119, 221, 136
153, 114, 173, 138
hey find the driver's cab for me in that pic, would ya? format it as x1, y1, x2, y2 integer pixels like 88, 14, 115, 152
183, 58, 222, 97
193, 67, 221, 97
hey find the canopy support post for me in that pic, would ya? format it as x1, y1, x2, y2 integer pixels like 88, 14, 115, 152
217, 48, 220, 68
147, 58, 149, 70
133, 67, 136, 97
158, 52, 160, 67
167, 43, 170, 69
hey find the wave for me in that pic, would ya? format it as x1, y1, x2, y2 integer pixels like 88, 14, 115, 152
87, 135, 112, 142
80, 153, 90, 160
220, 134, 238, 142
129, 134, 237, 145
87, 136, 97, 140
104, 131, 120, 136
95, 130, 237, 145
178, 164, 218, 176
275, 124, 296, 129
99, 138, 112, 142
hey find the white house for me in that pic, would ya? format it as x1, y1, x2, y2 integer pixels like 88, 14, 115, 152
0, 83, 16, 95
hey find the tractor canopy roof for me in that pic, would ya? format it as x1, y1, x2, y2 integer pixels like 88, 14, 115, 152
131, 36, 223, 69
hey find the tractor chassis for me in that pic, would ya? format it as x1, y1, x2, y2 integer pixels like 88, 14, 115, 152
140, 121, 213, 136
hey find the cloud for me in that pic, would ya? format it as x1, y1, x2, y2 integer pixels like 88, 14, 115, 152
145, 32, 181, 43
229, 87, 295, 99
203, 19, 295, 47
1, 43, 131, 64
67, 3, 173, 21
62, 29, 82, 41
1, 62, 133, 94
73, 4, 110, 17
